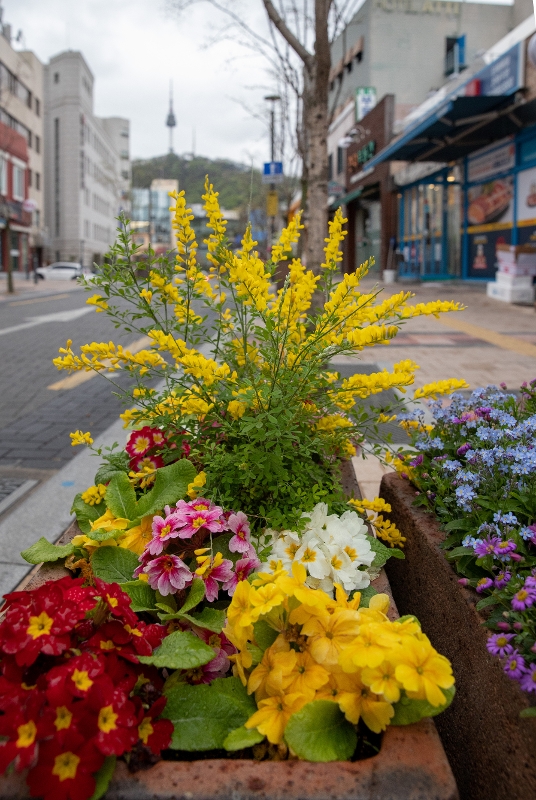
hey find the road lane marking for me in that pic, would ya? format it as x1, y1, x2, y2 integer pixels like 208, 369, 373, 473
0, 307, 93, 337
48, 335, 153, 390
438, 317, 536, 358
9, 294, 70, 307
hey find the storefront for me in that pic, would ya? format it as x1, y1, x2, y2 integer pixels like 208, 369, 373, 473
331, 94, 397, 275
364, 37, 536, 280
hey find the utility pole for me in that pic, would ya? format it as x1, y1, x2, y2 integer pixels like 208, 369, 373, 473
265, 94, 280, 247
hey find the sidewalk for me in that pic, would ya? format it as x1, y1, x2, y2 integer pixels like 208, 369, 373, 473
0, 273, 85, 304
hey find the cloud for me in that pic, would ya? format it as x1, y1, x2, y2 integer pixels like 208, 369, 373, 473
6, 0, 274, 165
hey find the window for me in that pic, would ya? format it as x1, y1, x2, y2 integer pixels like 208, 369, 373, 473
328, 153, 333, 182
35, 172, 41, 191
27, 91, 32, 109
120, 130, 129, 138
0, 157, 6, 195
28, 169, 32, 187
84, 220, 90, 237
35, 135, 40, 154
35, 98, 40, 117
337, 146, 344, 175
54, 72, 59, 84
121, 170, 129, 180
33, 209, 40, 228
445, 35, 466, 77
28, 130, 32, 149
13, 165, 25, 201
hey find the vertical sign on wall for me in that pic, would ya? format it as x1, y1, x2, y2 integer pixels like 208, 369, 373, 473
355, 87, 376, 122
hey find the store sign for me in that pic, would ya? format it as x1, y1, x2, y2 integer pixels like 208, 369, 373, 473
467, 140, 516, 183
355, 87, 376, 122
358, 140, 376, 165
464, 43, 523, 98
374, 0, 461, 14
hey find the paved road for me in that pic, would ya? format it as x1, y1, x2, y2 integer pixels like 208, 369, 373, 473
0, 288, 149, 470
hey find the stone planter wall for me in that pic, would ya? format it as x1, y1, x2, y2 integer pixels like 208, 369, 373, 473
380, 471, 536, 800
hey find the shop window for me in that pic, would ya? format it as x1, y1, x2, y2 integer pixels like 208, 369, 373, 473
521, 137, 536, 165
12, 165, 25, 201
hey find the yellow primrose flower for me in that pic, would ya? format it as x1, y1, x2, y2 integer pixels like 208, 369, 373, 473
300, 608, 361, 667
249, 583, 286, 621
247, 642, 297, 701
393, 635, 455, 707
90, 508, 129, 534
361, 660, 401, 704
336, 673, 395, 733
287, 651, 330, 699
245, 692, 308, 745
119, 516, 153, 555
69, 430, 93, 447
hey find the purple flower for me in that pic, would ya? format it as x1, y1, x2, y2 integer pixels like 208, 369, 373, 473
222, 555, 260, 597
409, 454, 424, 467
476, 577, 494, 594
486, 633, 515, 657
458, 578, 469, 587
494, 571, 512, 588
147, 507, 183, 555
519, 664, 536, 692
475, 407, 492, 418
511, 587, 536, 611
145, 554, 193, 596
503, 651, 526, 680
474, 536, 500, 558
493, 540, 517, 560
457, 443, 471, 457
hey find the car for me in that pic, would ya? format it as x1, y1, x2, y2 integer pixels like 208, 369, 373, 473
35, 262, 88, 280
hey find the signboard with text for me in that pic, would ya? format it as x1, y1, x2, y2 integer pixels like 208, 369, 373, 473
262, 162, 284, 184
355, 87, 377, 122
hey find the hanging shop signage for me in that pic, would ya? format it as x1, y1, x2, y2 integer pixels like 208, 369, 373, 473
355, 87, 376, 122
467, 139, 516, 183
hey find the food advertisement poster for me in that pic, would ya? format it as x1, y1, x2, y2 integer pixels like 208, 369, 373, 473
516, 166, 536, 247
467, 176, 514, 228
467, 228, 511, 279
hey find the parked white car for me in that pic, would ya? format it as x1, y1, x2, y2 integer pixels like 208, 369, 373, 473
35, 262, 88, 280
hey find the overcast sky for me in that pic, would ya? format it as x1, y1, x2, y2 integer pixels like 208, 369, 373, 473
5, 0, 516, 167
6, 0, 273, 165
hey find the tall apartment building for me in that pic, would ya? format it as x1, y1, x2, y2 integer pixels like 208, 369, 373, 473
0, 13, 45, 272
44, 51, 130, 267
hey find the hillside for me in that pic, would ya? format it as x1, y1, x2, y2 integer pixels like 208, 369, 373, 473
131, 152, 264, 211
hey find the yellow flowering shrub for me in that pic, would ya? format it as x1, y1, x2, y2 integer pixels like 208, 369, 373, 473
224, 563, 454, 753
54, 177, 465, 531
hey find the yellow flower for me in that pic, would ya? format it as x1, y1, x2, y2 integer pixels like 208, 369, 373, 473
90, 508, 129, 533
69, 430, 93, 447
245, 692, 308, 745
187, 471, 207, 500
336, 672, 394, 733
227, 399, 247, 420
249, 583, 286, 621
247, 642, 297, 701
80, 484, 107, 506
139, 288, 153, 303
393, 635, 454, 707
300, 608, 361, 667
413, 379, 469, 400
287, 651, 330, 699
361, 661, 401, 703
86, 294, 109, 312
120, 515, 153, 555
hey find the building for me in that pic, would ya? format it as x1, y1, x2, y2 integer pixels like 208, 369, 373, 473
43, 51, 130, 268
0, 14, 45, 273
364, 13, 536, 281
130, 179, 179, 256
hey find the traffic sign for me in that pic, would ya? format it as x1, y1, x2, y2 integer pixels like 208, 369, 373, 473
262, 161, 284, 184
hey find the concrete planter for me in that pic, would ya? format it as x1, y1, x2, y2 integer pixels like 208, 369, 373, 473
0, 465, 459, 800
380, 471, 536, 800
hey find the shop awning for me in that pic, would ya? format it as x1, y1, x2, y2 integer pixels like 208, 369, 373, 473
329, 186, 362, 210
365, 94, 535, 168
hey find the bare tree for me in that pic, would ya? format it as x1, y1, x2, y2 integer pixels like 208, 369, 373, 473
169, 0, 362, 275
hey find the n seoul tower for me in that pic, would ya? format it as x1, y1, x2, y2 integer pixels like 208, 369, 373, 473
166, 81, 177, 153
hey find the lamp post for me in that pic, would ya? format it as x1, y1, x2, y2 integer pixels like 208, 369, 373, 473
264, 94, 280, 247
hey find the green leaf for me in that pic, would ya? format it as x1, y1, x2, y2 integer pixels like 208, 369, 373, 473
369, 536, 399, 569
179, 578, 205, 614
89, 756, 116, 800
443, 519, 470, 532
105, 472, 137, 520
223, 725, 264, 751
476, 595, 499, 611
388, 547, 405, 560
391, 685, 456, 726
163, 677, 257, 751
94, 466, 125, 485
253, 619, 279, 651
85, 528, 126, 542
135, 460, 197, 518
356, 585, 378, 608
284, 700, 357, 762
181, 607, 226, 633
70, 493, 103, 534
138, 631, 215, 670
91, 547, 139, 583
446, 546, 473, 560
520, 707, 536, 718
21, 537, 74, 565
121, 580, 157, 612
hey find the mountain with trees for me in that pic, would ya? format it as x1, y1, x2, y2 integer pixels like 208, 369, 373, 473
131, 152, 264, 211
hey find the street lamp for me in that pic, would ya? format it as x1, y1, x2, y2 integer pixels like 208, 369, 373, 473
264, 95, 281, 246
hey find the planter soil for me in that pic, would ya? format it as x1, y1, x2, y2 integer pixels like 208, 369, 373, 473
380, 471, 536, 800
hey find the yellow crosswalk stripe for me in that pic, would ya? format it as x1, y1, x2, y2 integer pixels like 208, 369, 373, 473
438, 317, 536, 359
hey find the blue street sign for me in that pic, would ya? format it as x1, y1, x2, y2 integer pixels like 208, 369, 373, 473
262, 161, 284, 183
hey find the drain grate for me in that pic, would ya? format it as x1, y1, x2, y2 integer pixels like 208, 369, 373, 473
0, 477, 38, 516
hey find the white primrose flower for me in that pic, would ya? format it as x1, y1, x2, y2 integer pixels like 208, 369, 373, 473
306, 575, 336, 593
295, 538, 331, 580
271, 531, 301, 570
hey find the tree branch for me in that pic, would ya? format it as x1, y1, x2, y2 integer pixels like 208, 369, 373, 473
262, 0, 313, 67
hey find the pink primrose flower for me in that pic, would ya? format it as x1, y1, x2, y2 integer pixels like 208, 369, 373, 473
145, 554, 193, 596
222, 555, 260, 597
227, 511, 252, 554
195, 553, 234, 602
175, 499, 225, 539
147, 507, 183, 555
